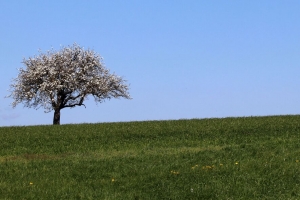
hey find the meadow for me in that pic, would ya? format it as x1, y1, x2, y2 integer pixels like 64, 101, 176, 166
1, 115, 300, 199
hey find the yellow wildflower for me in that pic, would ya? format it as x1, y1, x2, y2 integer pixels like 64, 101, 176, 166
202, 165, 214, 170
191, 164, 199, 170
171, 170, 179, 175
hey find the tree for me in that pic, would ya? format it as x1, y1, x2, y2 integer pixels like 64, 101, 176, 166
8, 44, 131, 125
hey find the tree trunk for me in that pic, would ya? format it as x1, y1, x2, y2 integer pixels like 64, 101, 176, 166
53, 109, 61, 125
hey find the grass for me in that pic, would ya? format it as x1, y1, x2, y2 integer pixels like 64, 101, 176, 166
1, 115, 300, 199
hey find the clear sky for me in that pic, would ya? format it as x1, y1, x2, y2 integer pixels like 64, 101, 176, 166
1, 1, 300, 126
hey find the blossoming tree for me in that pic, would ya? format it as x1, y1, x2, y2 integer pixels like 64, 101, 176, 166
8, 44, 131, 125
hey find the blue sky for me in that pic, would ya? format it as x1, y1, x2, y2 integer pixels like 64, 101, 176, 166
1, 1, 300, 126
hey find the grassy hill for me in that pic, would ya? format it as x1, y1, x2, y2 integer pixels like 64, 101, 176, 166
1, 115, 300, 199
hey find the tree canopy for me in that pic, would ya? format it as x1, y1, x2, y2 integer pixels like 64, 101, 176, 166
8, 44, 131, 124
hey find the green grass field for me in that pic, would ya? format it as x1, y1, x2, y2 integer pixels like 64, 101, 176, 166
1, 115, 300, 199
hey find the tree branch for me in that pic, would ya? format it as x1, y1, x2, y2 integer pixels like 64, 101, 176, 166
62, 103, 86, 109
